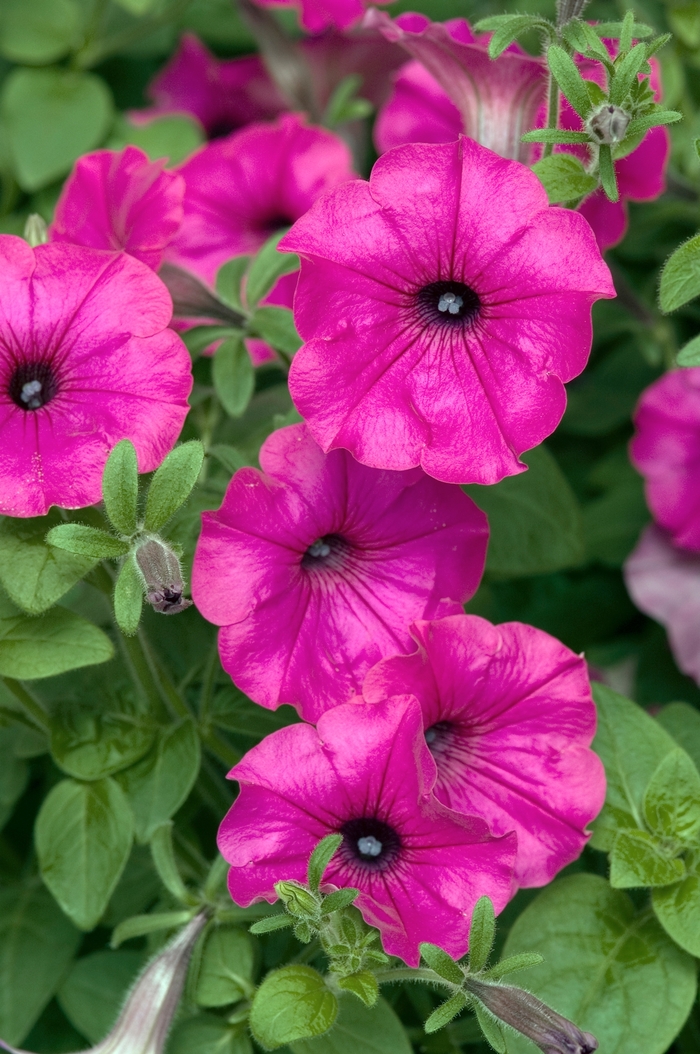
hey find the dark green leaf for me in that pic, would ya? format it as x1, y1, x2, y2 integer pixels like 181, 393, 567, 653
246, 232, 299, 310
195, 925, 256, 1007
249, 966, 338, 1050
582, 478, 649, 567
668, 4, 700, 47
208, 444, 250, 475
113, 556, 143, 637
290, 995, 412, 1054
251, 306, 303, 356
213, 335, 255, 418
308, 834, 343, 892
562, 345, 658, 437
46, 524, 129, 559
0, 728, 28, 830
547, 45, 591, 119
170, 1014, 252, 1054
50, 694, 154, 781
58, 949, 142, 1044
610, 829, 686, 888
659, 234, 700, 313
0, 604, 114, 679
143, 441, 205, 532
111, 908, 194, 947
102, 441, 138, 536
532, 154, 598, 204
467, 896, 495, 973
0, 513, 97, 615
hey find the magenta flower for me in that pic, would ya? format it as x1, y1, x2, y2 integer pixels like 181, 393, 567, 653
0, 236, 191, 517
625, 525, 700, 685
252, 0, 392, 33
281, 137, 614, 485
219, 694, 516, 965
165, 113, 355, 286
363, 614, 605, 888
50, 147, 185, 271
631, 369, 700, 552
367, 11, 547, 163
192, 422, 487, 721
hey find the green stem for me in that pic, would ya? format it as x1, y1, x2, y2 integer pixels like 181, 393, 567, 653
141, 634, 192, 721
543, 72, 560, 158
2, 680, 50, 732
198, 640, 220, 727
374, 967, 453, 988
119, 632, 170, 722
200, 728, 241, 770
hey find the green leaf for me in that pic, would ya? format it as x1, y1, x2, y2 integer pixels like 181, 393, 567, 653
467, 896, 496, 972
36, 777, 134, 930
502, 873, 697, 1054
562, 344, 659, 437
610, 829, 686, 888
195, 925, 256, 1007
473, 1003, 506, 1053
677, 333, 700, 367
308, 834, 343, 892
320, 889, 359, 915
668, 3, 700, 48
659, 234, 700, 314
0, 604, 114, 679
143, 441, 205, 533
488, 15, 545, 57
323, 74, 373, 127
0, 884, 81, 1044
424, 991, 469, 1034
619, 9, 635, 53
116, 719, 201, 843
50, 694, 154, 781
653, 859, 700, 956
290, 995, 412, 1054
590, 684, 676, 849
598, 143, 619, 202
420, 943, 464, 985
249, 966, 338, 1050
170, 1014, 252, 1054
486, 952, 544, 980
521, 128, 591, 144
547, 45, 591, 119
181, 324, 242, 360
251, 306, 303, 356
593, 20, 653, 39
644, 748, 700, 842
583, 477, 649, 568
656, 702, 700, 772
111, 908, 193, 947
0, 513, 97, 615
609, 43, 648, 107
109, 113, 203, 167
336, 971, 378, 1008
0, 728, 28, 831
113, 556, 143, 637
626, 110, 682, 138
0, 0, 81, 65
1, 67, 112, 191
250, 914, 294, 935
217, 257, 252, 315
150, 821, 190, 904
58, 949, 142, 1044
46, 524, 129, 559
102, 441, 138, 536
246, 231, 299, 310
213, 335, 255, 417
532, 153, 598, 204
464, 445, 584, 577
561, 19, 611, 62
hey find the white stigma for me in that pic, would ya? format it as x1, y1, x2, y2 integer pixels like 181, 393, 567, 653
308, 539, 331, 558
438, 292, 463, 315
357, 835, 383, 857
20, 379, 43, 408
425, 727, 437, 744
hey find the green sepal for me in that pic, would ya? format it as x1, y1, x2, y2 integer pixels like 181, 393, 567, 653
113, 556, 143, 637
250, 306, 303, 357
150, 821, 192, 905
249, 914, 294, 935
336, 970, 379, 1007
521, 128, 591, 144
213, 335, 255, 417
111, 909, 194, 947
143, 440, 204, 532
474, 1003, 507, 1053
625, 110, 682, 139
46, 524, 129, 559
102, 440, 138, 535
598, 143, 619, 201
424, 991, 469, 1034
561, 19, 611, 63
216, 256, 252, 315
487, 15, 547, 58
593, 20, 653, 38
547, 45, 591, 119
245, 232, 300, 310
321, 888, 360, 915
609, 42, 647, 106
485, 951, 544, 980
419, 942, 464, 985
618, 9, 635, 54
467, 896, 496, 973
308, 833, 343, 891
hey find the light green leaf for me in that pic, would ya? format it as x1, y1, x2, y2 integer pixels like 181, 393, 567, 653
502, 873, 697, 1054
0, 604, 114, 679
109, 113, 203, 166
0, 0, 81, 65
488, 15, 545, 57
473, 1003, 506, 1053
336, 971, 378, 1008
0, 883, 81, 1044
195, 925, 256, 1007
246, 231, 299, 310
46, 523, 129, 559
2, 67, 112, 191
170, 1015, 253, 1054
251, 306, 302, 356
308, 834, 343, 892
143, 441, 204, 533
610, 829, 686, 888
116, 719, 201, 843
677, 333, 700, 367
561, 19, 611, 62
114, 556, 143, 637
111, 908, 193, 948
467, 896, 495, 972
656, 702, 700, 773
213, 335, 255, 418
58, 949, 142, 1044
424, 992, 469, 1034
290, 995, 412, 1054
102, 440, 138, 536
0, 512, 97, 615
660, 234, 700, 314
50, 693, 155, 781
36, 777, 134, 931
217, 256, 252, 315
644, 748, 700, 842
419, 943, 463, 985
653, 858, 700, 956
250, 966, 338, 1050
547, 45, 591, 118
464, 445, 584, 577
532, 153, 598, 204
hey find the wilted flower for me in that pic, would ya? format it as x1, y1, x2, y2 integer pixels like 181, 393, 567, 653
50, 147, 185, 271
281, 137, 614, 485
363, 615, 605, 887
192, 423, 488, 721
219, 695, 516, 965
135, 538, 193, 615
0, 913, 207, 1054
0, 236, 191, 517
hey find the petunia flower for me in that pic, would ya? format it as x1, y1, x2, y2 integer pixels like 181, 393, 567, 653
363, 614, 605, 888
251, 0, 392, 34
191, 422, 488, 722
165, 112, 355, 286
624, 525, 700, 685
0, 913, 207, 1054
50, 146, 185, 271
631, 368, 700, 552
219, 694, 516, 965
281, 137, 615, 486
0, 236, 192, 517
367, 11, 547, 163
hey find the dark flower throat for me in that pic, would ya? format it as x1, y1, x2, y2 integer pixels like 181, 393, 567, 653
9, 362, 59, 411
416, 280, 481, 328
340, 817, 402, 871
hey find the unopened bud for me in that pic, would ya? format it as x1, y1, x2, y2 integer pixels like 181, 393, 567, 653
134, 538, 192, 615
275, 880, 321, 919
23, 214, 48, 248
556, 0, 591, 27
587, 105, 631, 145
465, 978, 598, 1054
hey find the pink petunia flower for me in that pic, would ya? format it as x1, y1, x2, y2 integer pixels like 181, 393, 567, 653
363, 614, 605, 888
191, 422, 488, 721
625, 525, 700, 685
631, 368, 700, 552
252, 0, 392, 33
219, 694, 516, 965
165, 112, 355, 287
0, 236, 192, 517
281, 137, 615, 485
50, 146, 185, 271
368, 12, 547, 163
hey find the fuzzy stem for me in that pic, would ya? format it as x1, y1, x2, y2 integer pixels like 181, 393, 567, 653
543, 73, 560, 158
375, 967, 455, 988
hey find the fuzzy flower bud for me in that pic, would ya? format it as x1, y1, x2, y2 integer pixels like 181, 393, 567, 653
134, 538, 192, 615
587, 105, 631, 145
0, 913, 207, 1054
275, 880, 321, 919
465, 978, 598, 1054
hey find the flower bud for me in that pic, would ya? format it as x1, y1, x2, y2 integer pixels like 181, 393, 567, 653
23, 214, 48, 248
465, 977, 598, 1054
587, 105, 631, 145
275, 879, 322, 919
134, 538, 192, 615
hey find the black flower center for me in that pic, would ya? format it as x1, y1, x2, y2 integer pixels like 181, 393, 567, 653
424, 720, 456, 757
301, 533, 349, 571
416, 280, 481, 328
259, 213, 294, 237
8, 361, 59, 411
339, 817, 402, 872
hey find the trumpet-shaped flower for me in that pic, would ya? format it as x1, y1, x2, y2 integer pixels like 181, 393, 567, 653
363, 615, 604, 887
50, 147, 185, 271
252, 0, 391, 33
192, 423, 488, 721
0, 236, 192, 517
166, 113, 355, 286
281, 137, 614, 485
219, 695, 516, 965
631, 368, 700, 552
